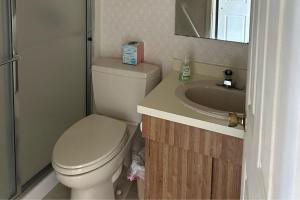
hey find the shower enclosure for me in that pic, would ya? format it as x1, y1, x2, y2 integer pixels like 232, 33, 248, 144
0, 0, 91, 198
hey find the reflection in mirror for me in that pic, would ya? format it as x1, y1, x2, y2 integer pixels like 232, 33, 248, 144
175, 0, 251, 43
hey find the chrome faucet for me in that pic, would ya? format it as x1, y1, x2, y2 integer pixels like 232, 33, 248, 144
216, 69, 243, 90
223, 69, 233, 87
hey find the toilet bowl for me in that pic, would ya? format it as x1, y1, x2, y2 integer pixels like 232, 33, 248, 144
52, 58, 161, 199
52, 115, 137, 199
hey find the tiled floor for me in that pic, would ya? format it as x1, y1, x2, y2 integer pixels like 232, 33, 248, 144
43, 183, 70, 200
43, 170, 138, 200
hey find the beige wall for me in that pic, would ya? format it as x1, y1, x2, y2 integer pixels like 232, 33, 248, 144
94, 0, 248, 76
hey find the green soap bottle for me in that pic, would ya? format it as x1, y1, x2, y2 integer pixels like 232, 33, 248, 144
179, 56, 191, 81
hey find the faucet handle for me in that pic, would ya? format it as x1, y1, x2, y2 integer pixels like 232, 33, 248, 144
224, 69, 233, 76
228, 112, 246, 129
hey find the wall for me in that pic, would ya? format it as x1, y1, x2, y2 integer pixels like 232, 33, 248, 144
94, 0, 248, 76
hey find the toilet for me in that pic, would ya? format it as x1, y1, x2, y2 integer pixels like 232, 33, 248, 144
52, 58, 160, 199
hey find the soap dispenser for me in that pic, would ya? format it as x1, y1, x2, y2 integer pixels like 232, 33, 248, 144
179, 56, 191, 81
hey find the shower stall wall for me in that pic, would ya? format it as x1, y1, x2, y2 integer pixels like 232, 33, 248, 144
0, 0, 90, 198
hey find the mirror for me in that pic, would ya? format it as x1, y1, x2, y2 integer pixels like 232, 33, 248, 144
175, 0, 251, 43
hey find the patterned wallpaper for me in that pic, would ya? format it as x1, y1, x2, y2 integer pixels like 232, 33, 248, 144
95, 0, 249, 76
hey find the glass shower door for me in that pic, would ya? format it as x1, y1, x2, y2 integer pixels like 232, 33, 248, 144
1, 0, 88, 196
15, 0, 87, 186
0, 0, 16, 198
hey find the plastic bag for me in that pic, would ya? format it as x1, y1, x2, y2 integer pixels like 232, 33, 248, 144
128, 128, 145, 181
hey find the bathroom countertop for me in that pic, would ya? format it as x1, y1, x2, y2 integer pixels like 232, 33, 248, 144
137, 70, 245, 139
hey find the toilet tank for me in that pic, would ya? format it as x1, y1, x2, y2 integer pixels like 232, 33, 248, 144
92, 58, 161, 124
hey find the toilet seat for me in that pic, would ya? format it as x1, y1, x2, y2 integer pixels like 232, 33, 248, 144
52, 114, 128, 176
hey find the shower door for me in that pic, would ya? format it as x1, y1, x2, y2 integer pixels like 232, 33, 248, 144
14, 0, 87, 187
0, 0, 88, 196
0, 0, 16, 199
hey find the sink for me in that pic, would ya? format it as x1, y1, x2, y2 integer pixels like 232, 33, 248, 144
175, 80, 246, 119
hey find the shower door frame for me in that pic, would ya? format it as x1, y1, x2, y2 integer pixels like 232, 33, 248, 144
0, 0, 18, 198
4, 0, 93, 198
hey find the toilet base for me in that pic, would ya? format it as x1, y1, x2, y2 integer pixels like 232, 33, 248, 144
70, 165, 123, 199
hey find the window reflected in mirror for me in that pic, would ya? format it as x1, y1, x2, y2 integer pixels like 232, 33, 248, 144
175, 0, 251, 43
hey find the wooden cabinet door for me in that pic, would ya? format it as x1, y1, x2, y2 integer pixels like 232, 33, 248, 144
211, 159, 242, 199
144, 140, 213, 199
142, 115, 243, 199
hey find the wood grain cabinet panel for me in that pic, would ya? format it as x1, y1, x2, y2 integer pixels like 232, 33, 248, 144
145, 140, 212, 199
211, 159, 242, 199
142, 115, 243, 199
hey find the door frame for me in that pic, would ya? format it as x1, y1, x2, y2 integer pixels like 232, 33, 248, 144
242, 0, 300, 198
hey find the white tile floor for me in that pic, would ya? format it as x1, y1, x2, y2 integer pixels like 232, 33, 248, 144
43, 183, 70, 200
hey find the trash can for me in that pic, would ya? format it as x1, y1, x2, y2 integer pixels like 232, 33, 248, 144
128, 129, 145, 200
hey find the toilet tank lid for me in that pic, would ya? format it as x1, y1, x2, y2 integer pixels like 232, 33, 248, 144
92, 57, 160, 79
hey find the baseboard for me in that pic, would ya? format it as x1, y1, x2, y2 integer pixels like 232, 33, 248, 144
21, 171, 58, 200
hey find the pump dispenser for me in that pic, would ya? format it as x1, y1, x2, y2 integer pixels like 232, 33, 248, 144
179, 56, 191, 81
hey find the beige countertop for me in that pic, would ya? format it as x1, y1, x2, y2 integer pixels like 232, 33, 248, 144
137, 70, 245, 139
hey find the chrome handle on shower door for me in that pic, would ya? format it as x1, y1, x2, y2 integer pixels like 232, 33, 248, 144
0, 56, 20, 94
13, 56, 20, 93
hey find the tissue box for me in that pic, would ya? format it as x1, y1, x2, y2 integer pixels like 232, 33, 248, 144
122, 41, 144, 65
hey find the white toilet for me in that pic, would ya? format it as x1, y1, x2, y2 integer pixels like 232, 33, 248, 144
52, 58, 160, 199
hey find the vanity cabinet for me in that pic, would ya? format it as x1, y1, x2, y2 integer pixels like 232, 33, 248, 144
142, 115, 243, 199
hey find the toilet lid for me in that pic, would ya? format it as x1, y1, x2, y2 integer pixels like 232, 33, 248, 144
52, 114, 128, 174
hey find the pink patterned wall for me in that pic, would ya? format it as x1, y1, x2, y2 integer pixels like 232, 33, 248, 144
96, 0, 248, 76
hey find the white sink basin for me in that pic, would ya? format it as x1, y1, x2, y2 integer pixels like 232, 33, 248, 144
175, 80, 246, 119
